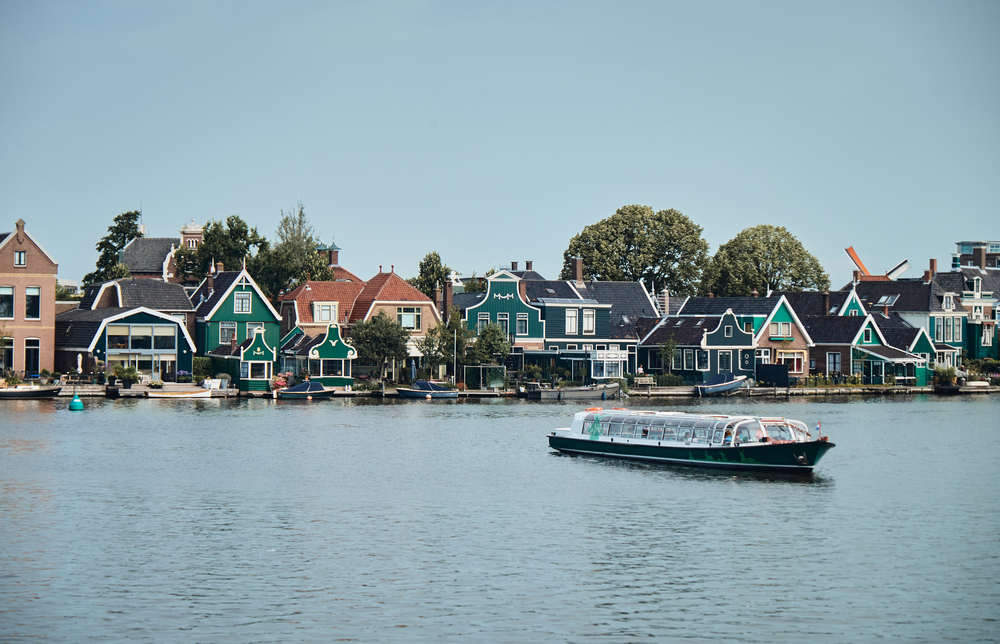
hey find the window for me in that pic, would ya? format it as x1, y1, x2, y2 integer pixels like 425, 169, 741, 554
610, 344, 619, 351
809, 358, 816, 370
718, 350, 732, 372
249, 362, 270, 379
954, 317, 961, 342
130, 326, 152, 350
322, 359, 343, 377
744, 321, 753, 333
0, 286, 12, 319
397, 307, 421, 330
247, 322, 264, 336
548, 345, 559, 351
649, 351, 662, 369
934, 317, 942, 341
220, 322, 237, 344
945, 317, 953, 342
497, 313, 509, 335
583, 344, 593, 351
516, 313, 528, 335
696, 350, 709, 370
14, 251, 26, 266
596, 344, 607, 350
943, 295, 953, 310
565, 309, 578, 334
477, 312, 490, 333
566, 344, 578, 350
582, 309, 595, 334
973, 306, 983, 320
592, 361, 605, 378
725, 326, 733, 337
863, 329, 872, 343
755, 348, 771, 364
154, 327, 175, 350
234, 292, 251, 313
23, 338, 39, 374
984, 325, 994, 347
107, 325, 129, 349
777, 350, 804, 373
769, 321, 791, 337
24, 287, 40, 319
684, 349, 694, 371
314, 302, 336, 322
187, 238, 198, 248
849, 309, 859, 316
0, 337, 12, 372
827, 352, 841, 374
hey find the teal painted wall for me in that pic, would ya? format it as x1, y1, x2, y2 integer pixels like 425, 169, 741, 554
463, 277, 544, 338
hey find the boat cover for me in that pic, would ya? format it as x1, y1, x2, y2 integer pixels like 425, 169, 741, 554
701, 372, 739, 387
282, 381, 328, 393
411, 380, 452, 392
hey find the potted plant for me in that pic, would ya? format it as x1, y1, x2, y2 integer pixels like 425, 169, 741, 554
176, 370, 192, 384
113, 364, 140, 389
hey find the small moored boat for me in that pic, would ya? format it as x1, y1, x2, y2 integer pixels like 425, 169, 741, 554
276, 381, 336, 400
396, 380, 458, 399
0, 385, 63, 399
522, 381, 621, 401
548, 408, 834, 473
695, 372, 748, 396
146, 389, 213, 399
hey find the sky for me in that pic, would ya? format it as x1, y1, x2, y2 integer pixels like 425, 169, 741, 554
2, 1, 998, 288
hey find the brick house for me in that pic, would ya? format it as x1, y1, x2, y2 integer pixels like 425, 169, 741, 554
1, 219, 58, 376
120, 219, 204, 283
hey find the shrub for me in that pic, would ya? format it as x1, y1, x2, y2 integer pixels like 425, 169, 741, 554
657, 373, 683, 386
193, 357, 213, 378
148, 380, 164, 389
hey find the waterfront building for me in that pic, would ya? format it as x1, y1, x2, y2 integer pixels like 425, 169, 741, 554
119, 219, 204, 284
637, 309, 757, 383
278, 323, 357, 387
0, 218, 59, 376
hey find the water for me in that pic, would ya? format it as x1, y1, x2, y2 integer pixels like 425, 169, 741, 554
2, 395, 998, 643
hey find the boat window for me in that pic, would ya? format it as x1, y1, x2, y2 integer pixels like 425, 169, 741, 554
712, 430, 724, 443
647, 428, 663, 440
662, 428, 678, 441
692, 429, 709, 443
623, 417, 637, 425
608, 422, 623, 436
610, 416, 627, 424
679, 420, 696, 428
694, 421, 713, 429
649, 418, 667, 426
621, 424, 636, 438
767, 425, 793, 442
678, 429, 693, 442
584, 414, 598, 423
635, 425, 650, 438
663, 419, 681, 428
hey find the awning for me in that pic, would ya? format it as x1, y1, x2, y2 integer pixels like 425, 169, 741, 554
854, 344, 922, 363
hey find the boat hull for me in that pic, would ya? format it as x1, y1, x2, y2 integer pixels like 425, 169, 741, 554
277, 390, 336, 400
525, 383, 621, 401
548, 433, 835, 473
0, 386, 62, 399
397, 388, 458, 399
147, 390, 213, 399
696, 377, 747, 396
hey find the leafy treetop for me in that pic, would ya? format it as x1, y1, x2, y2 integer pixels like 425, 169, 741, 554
84, 210, 142, 285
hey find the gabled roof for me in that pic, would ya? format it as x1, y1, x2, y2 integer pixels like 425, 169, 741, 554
579, 281, 658, 339
348, 271, 433, 323
331, 266, 363, 282
121, 237, 178, 274
799, 315, 868, 344
509, 269, 546, 280
641, 316, 722, 347
524, 280, 581, 301
80, 278, 193, 311
0, 219, 59, 266
279, 280, 366, 326
453, 291, 486, 312
55, 306, 196, 352
191, 269, 280, 321
777, 291, 850, 317
753, 295, 815, 346
675, 296, 782, 316
848, 280, 967, 314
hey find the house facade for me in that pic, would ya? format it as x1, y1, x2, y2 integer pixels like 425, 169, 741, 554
120, 220, 204, 283
637, 309, 757, 383
1, 219, 59, 376
279, 323, 357, 387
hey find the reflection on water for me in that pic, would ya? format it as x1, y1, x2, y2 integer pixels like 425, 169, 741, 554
1, 396, 998, 643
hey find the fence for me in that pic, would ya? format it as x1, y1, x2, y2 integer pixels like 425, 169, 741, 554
463, 365, 507, 390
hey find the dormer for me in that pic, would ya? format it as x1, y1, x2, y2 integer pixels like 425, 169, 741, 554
943, 294, 954, 311
312, 301, 339, 323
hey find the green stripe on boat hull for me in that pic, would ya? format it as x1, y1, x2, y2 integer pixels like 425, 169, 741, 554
548, 435, 835, 473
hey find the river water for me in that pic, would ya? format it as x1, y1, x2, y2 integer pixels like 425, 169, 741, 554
1, 395, 998, 643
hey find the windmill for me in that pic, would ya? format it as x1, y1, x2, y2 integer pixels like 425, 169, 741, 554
845, 247, 909, 282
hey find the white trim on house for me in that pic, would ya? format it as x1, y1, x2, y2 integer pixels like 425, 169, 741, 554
0, 225, 60, 266
85, 307, 197, 353
203, 269, 280, 321
753, 296, 815, 346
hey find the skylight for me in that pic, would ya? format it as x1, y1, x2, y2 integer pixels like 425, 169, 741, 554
876, 295, 899, 305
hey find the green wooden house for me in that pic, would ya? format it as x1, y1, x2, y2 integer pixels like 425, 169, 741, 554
279, 323, 357, 387
209, 326, 278, 391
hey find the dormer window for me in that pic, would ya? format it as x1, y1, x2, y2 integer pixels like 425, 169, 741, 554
863, 329, 872, 343
943, 295, 953, 310
974, 277, 981, 294
234, 292, 251, 314
313, 302, 338, 323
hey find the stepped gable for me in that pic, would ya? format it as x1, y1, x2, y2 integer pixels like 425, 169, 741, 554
348, 271, 431, 323
675, 295, 781, 316
799, 315, 868, 344
192, 271, 239, 317
778, 291, 849, 317
643, 316, 722, 346
121, 237, 178, 274
279, 280, 365, 325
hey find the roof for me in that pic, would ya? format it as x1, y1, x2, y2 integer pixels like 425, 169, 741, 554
191, 272, 240, 317
348, 271, 431, 323
121, 237, 178, 274
279, 280, 366, 325
55, 306, 195, 352
848, 280, 967, 314
453, 291, 486, 312
80, 278, 193, 311
509, 270, 546, 280
675, 295, 782, 316
209, 336, 253, 357
854, 344, 920, 362
580, 281, 658, 339
880, 326, 922, 352
799, 315, 868, 344
777, 291, 849, 317
524, 280, 581, 301
331, 266, 363, 282
642, 316, 722, 346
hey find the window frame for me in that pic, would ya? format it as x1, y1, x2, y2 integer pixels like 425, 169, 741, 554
497, 312, 509, 335
24, 286, 41, 320
0, 286, 13, 320
234, 291, 252, 314
565, 309, 578, 335
516, 313, 528, 335
14, 250, 26, 267
582, 309, 595, 335
477, 312, 490, 333
718, 350, 732, 373
397, 306, 421, 331
220, 321, 237, 345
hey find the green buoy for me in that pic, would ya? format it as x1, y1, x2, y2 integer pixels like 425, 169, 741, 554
69, 394, 84, 411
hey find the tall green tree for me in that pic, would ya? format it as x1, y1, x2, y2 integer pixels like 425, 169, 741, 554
658, 337, 678, 374
414, 306, 477, 377
173, 215, 269, 284
257, 203, 333, 299
700, 225, 830, 297
348, 311, 411, 379
412, 252, 451, 299
84, 210, 143, 285
470, 322, 511, 364
559, 205, 709, 295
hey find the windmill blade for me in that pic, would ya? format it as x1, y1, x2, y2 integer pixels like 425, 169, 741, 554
844, 247, 871, 276
886, 259, 910, 280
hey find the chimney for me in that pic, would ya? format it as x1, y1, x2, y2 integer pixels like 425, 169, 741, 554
14, 218, 25, 242
659, 288, 670, 317
207, 269, 214, 291
752, 289, 759, 298
434, 284, 442, 316
922, 270, 932, 283
511, 261, 518, 272
853, 270, 861, 284
929, 258, 937, 280
572, 257, 583, 283
443, 282, 453, 319
881, 305, 889, 316
518, 280, 527, 303
708, 292, 714, 299
823, 291, 830, 315
974, 245, 987, 269
525, 261, 533, 271
216, 261, 224, 274
230, 336, 237, 351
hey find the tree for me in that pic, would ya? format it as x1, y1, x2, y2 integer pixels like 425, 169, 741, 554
257, 203, 333, 299
700, 225, 830, 297
559, 205, 709, 295
461, 268, 494, 294
173, 215, 269, 285
414, 306, 477, 377
470, 322, 511, 364
348, 311, 410, 379
412, 252, 451, 299
83, 210, 143, 285
658, 337, 677, 374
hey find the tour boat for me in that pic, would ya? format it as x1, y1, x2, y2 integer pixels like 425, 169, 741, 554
396, 380, 459, 399
0, 384, 63, 399
548, 408, 835, 473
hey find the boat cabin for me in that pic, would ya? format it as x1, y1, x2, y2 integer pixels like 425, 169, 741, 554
572, 411, 811, 445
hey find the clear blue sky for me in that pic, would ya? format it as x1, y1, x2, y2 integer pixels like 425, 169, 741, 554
2, 1, 997, 287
